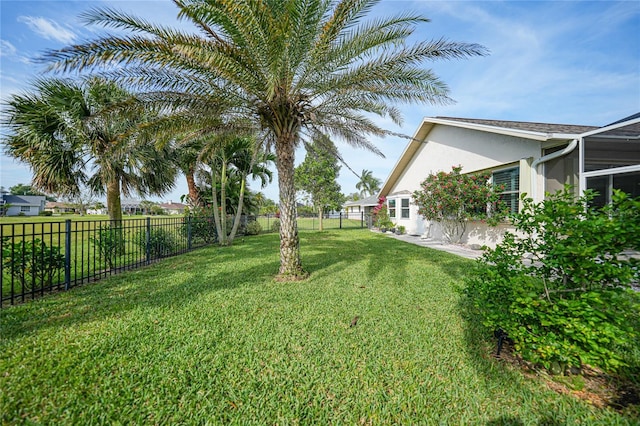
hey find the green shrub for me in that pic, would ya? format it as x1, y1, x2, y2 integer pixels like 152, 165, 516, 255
135, 227, 177, 258
183, 209, 217, 244
466, 188, 640, 373
91, 225, 126, 269
39, 210, 53, 216
245, 220, 262, 235
1, 237, 65, 290
271, 219, 281, 233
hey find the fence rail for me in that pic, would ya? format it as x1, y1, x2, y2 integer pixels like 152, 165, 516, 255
1, 212, 368, 307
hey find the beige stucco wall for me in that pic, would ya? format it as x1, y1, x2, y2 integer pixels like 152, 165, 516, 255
385, 124, 544, 239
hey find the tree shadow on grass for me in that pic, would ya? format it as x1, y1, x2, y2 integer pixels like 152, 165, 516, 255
0, 233, 283, 341
299, 228, 475, 289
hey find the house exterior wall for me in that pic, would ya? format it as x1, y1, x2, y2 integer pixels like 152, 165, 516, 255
1, 195, 46, 216
384, 125, 545, 244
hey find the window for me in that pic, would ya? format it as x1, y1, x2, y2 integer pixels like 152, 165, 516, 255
493, 167, 519, 213
388, 199, 396, 218
401, 198, 410, 218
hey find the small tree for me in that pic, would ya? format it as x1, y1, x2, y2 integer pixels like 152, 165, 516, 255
412, 165, 503, 243
295, 139, 343, 231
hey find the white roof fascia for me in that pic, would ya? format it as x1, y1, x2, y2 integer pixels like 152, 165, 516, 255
425, 117, 579, 142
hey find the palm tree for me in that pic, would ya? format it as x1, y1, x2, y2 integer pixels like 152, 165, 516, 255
356, 169, 382, 197
199, 135, 275, 245
173, 137, 206, 208
3, 77, 177, 222
45, 0, 487, 279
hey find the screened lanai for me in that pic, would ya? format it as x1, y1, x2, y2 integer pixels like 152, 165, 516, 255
579, 115, 640, 207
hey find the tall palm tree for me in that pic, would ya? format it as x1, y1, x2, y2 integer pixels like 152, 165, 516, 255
45, 0, 487, 279
356, 169, 382, 197
3, 77, 177, 222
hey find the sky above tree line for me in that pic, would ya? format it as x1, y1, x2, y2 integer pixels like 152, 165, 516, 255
1, 0, 638, 203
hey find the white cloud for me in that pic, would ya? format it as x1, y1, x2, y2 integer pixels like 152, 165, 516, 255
17, 16, 77, 44
0, 39, 17, 57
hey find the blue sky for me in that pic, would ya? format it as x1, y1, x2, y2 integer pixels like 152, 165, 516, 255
1, 0, 639, 203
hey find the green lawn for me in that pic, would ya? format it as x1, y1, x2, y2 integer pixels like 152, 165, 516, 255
1, 230, 634, 424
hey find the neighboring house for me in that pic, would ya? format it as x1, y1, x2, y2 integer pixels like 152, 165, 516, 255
0, 194, 46, 216
87, 208, 107, 215
121, 198, 142, 215
379, 114, 640, 247
343, 195, 379, 225
160, 202, 187, 215
45, 201, 75, 214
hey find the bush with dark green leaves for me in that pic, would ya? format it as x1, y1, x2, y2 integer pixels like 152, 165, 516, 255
91, 226, 126, 269
135, 227, 177, 259
466, 188, 640, 373
182, 209, 217, 244
2, 237, 65, 290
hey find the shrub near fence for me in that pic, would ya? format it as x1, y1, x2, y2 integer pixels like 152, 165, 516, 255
0, 216, 214, 307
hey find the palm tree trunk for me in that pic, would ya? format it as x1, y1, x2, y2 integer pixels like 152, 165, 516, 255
275, 134, 306, 279
220, 162, 228, 245
318, 206, 324, 231
228, 171, 248, 243
210, 169, 224, 245
106, 179, 123, 224
185, 168, 202, 207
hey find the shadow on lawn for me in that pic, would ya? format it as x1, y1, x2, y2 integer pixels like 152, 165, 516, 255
300, 228, 473, 287
0, 234, 283, 341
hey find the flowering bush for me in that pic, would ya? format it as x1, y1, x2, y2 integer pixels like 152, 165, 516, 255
412, 165, 504, 242
372, 196, 393, 229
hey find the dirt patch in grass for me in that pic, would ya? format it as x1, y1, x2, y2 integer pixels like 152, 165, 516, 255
491, 341, 639, 416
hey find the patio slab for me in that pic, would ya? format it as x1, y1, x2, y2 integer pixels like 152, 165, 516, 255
380, 231, 484, 260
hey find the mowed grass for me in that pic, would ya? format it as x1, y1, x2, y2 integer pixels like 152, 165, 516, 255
0, 230, 633, 424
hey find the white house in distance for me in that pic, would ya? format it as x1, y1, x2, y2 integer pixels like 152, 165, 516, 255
379, 114, 640, 248
160, 202, 187, 215
0, 193, 46, 216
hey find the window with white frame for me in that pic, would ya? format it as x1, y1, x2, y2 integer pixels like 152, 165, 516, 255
20, 206, 31, 212
401, 198, 410, 218
388, 199, 396, 218
493, 167, 519, 214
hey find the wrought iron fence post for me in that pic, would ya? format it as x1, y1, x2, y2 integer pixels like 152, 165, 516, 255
361, 211, 364, 228
64, 219, 71, 290
340, 212, 343, 229
187, 216, 192, 250
145, 217, 151, 264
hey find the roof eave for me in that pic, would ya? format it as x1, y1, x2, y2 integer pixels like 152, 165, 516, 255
428, 117, 580, 142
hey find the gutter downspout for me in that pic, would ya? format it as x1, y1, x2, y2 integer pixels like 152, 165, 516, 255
530, 139, 578, 201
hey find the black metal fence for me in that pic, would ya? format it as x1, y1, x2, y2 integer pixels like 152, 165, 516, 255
256, 212, 369, 232
0, 216, 216, 307
1, 212, 368, 307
